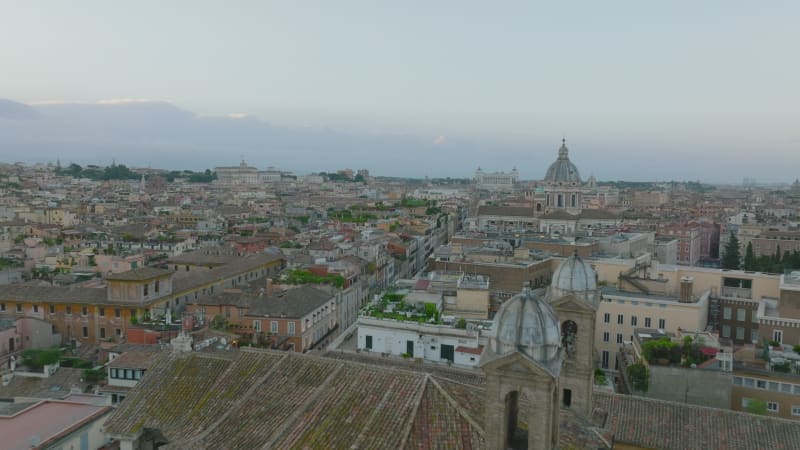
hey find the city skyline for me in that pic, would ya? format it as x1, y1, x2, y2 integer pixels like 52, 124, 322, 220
2, 1, 799, 181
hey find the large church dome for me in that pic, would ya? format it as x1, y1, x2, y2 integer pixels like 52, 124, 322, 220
544, 139, 582, 185
488, 286, 562, 371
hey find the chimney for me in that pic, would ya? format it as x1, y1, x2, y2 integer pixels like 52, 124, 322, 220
266, 278, 273, 296
679, 276, 694, 303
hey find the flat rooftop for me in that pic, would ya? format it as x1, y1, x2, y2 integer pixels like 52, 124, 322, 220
0, 399, 111, 450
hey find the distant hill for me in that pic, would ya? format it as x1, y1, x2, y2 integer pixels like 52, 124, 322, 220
0, 99, 41, 119
0, 98, 445, 172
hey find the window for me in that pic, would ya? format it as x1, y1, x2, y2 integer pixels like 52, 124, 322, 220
752, 311, 759, 323
737, 308, 746, 321
603, 313, 610, 324
782, 383, 792, 393
751, 329, 759, 342
723, 307, 732, 320
658, 318, 666, 329
722, 325, 731, 338
143, 283, 149, 296
155, 280, 160, 293
769, 381, 780, 392
757, 379, 767, 389
631, 316, 638, 327
644, 317, 651, 328
792, 406, 800, 417
16, 303, 22, 313
98, 307, 105, 317
601, 350, 609, 369
110, 368, 118, 378
100, 328, 106, 339
603, 332, 610, 342
741, 397, 752, 408
616, 333, 623, 344
82, 306, 88, 316
773, 330, 783, 344
82, 327, 88, 338
767, 402, 779, 413
271, 321, 278, 333
736, 327, 745, 340
617, 314, 624, 325
365, 335, 373, 350
744, 378, 755, 388
116, 328, 122, 337
66, 306, 72, 315
0, 303, 4, 312
253, 320, 261, 332
440, 344, 455, 362
288, 322, 296, 336
733, 377, 743, 386
33, 305, 39, 313
115, 308, 121, 318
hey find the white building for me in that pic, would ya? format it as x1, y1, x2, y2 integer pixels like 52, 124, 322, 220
474, 167, 518, 191
357, 317, 485, 367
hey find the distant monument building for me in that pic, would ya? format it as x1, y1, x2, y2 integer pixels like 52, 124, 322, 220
475, 167, 519, 191
214, 160, 293, 185
541, 139, 584, 215
519, 140, 622, 237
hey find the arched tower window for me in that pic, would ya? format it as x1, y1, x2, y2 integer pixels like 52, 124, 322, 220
562, 320, 578, 359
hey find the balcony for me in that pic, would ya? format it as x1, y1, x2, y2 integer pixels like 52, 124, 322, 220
720, 286, 752, 299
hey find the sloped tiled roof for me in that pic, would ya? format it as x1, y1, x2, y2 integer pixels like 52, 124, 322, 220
106, 267, 172, 281
104, 349, 484, 449
595, 391, 800, 450
103, 348, 800, 450
0, 285, 106, 304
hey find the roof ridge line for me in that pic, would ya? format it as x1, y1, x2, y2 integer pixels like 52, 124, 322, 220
190, 352, 289, 446
260, 360, 346, 450
396, 374, 431, 450
429, 375, 485, 436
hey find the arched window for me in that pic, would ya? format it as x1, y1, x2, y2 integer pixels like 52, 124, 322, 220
505, 390, 524, 448
536, 203, 542, 212
562, 320, 578, 358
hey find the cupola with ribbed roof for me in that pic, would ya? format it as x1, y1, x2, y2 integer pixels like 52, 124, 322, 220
544, 139, 582, 185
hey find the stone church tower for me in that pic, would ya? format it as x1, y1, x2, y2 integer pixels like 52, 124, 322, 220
480, 254, 599, 450
546, 252, 600, 418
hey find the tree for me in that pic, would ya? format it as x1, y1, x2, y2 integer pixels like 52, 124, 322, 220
21, 348, 61, 370
744, 241, 756, 270
721, 232, 741, 269
744, 398, 767, 415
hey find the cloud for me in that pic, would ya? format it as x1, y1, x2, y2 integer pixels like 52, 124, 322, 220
96, 98, 165, 105
433, 135, 447, 145
227, 113, 250, 119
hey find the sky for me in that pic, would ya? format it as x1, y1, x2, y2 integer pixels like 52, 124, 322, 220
1, 1, 799, 182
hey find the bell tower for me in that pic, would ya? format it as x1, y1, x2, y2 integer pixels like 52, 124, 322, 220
546, 253, 600, 417
480, 286, 563, 450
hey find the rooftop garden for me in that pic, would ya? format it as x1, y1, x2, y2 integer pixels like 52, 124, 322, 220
362, 292, 441, 324
285, 269, 345, 288
642, 336, 714, 367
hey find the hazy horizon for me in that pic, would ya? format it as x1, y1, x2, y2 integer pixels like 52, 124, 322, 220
1, 1, 799, 182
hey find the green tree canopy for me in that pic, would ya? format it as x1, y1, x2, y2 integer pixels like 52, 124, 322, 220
744, 241, 756, 270
721, 232, 741, 269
